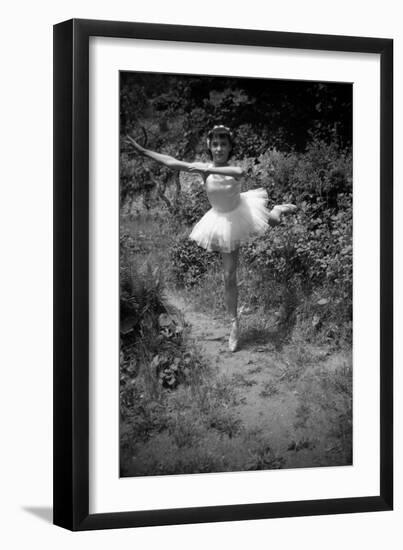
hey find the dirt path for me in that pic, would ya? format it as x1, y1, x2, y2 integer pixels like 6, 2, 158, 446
164, 289, 352, 471
167, 291, 308, 463
123, 289, 352, 476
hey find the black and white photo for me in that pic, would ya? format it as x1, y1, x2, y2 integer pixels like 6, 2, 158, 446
119, 72, 353, 477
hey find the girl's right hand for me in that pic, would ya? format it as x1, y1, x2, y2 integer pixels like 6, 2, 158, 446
188, 162, 209, 175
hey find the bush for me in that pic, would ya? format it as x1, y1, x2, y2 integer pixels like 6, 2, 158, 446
239, 140, 352, 337
120, 231, 206, 398
245, 138, 352, 208
170, 232, 219, 288
120, 234, 167, 353
175, 182, 211, 226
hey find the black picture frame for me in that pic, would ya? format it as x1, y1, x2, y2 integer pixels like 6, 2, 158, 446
53, 18, 393, 531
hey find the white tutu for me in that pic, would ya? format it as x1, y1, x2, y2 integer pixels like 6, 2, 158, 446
189, 188, 270, 253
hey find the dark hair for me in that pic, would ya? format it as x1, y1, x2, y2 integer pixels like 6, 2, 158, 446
206, 125, 235, 160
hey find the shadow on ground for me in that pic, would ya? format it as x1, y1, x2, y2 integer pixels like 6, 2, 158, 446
22, 506, 53, 524
240, 320, 295, 351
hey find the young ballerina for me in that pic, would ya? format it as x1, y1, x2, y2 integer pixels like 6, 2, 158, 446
126, 125, 296, 352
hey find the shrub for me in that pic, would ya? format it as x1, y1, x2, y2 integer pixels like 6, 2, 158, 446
241, 193, 352, 343
150, 335, 205, 389
242, 140, 352, 298
120, 244, 167, 351
170, 232, 219, 288
120, 231, 207, 396
244, 138, 352, 208
175, 182, 211, 226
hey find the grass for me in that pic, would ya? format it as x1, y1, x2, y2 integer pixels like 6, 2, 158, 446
120, 204, 353, 476
121, 362, 246, 476
121, 333, 352, 476
260, 380, 280, 398
121, 213, 174, 275
245, 445, 286, 470
285, 355, 353, 466
232, 372, 258, 388
123, 205, 351, 348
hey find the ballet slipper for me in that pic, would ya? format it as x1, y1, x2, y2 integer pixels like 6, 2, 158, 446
275, 204, 297, 216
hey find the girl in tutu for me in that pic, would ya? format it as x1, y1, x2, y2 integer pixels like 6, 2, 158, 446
126, 125, 296, 352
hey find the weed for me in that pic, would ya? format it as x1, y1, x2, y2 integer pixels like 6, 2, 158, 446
260, 380, 279, 398
287, 438, 316, 452
294, 402, 312, 430
127, 440, 225, 476
232, 373, 258, 388
207, 409, 242, 438
210, 376, 241, 406
245, 444, 285, 470
247, 365, 263, 375
168, 412, 204, 448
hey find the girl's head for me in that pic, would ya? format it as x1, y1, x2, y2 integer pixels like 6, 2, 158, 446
206, 125, 234, 163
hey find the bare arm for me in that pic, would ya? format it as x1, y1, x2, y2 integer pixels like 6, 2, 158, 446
202, 165, 245, 178
125, 136, 244, 179
125, 136, 200, 172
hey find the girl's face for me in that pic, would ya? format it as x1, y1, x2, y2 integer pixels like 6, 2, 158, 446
209, 134, 232, 165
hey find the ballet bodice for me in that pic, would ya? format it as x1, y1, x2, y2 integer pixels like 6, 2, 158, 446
205, 173, 241, 213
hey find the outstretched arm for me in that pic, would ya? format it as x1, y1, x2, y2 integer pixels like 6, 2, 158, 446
185, 162, 244, 179
203, 165, 245, 178
125, 136, 197, 172
125, 136, 244, 179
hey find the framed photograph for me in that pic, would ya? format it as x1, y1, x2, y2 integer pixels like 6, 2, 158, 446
53, 19, 393, 530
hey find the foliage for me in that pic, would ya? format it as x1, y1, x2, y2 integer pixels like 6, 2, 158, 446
120, 232, 188, 394
120, 73, 352, 206
119, 229, 211, 441
170, 232, 219, 288
175, 182, 211, 226
240, 140, 352, 342
119, 190, 353, 476
120, 233, 167, 352
161, 138, 352, 344
150, 346, 204, 389
245, 445, 286, 470
245, 138, 352, 204
243, 199, 352, 292
120, 70, 353, 348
